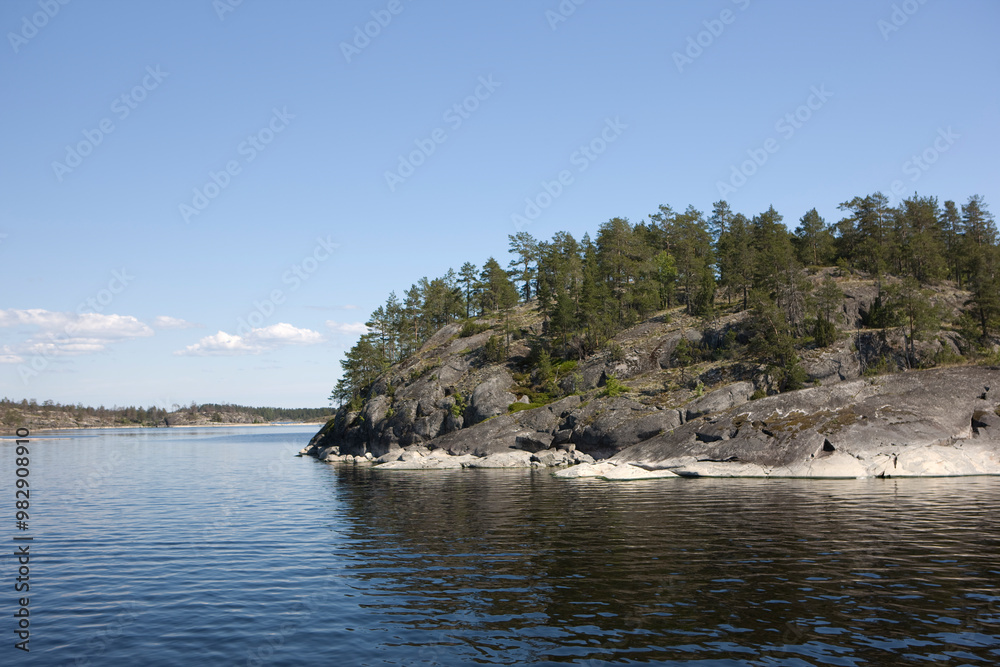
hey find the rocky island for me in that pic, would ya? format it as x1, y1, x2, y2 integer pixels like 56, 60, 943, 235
301, 296, 1000, 478
302, 195, 1000, 478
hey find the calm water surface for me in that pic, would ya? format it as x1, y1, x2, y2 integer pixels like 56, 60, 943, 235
2, 425, 999, 666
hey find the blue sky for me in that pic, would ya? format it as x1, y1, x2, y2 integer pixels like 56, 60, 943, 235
1, 0, 997, 409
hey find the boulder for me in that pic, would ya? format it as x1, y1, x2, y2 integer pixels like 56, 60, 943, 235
413, 412, 446, 441
531, 449, 572, 467
598, 465, 680, 480
436, 356, 473, 385
801, 343, 861, 385
685, 381, 754, 421
515, 432, 554, 452
466, 371, 516, 425
463, 450, 534, 468
552, 462, 621, 478
377, 454, 478, 470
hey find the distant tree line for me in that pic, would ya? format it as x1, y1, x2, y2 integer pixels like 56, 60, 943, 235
333, 192, 998, 404
1, 398, 332, 427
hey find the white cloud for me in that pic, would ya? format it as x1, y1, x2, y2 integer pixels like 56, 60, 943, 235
251, 322, 325, 345
326, 320, 368, 335
152, 315, 201, 329
0, 308, 154, 357
176, 323, 324, 356
0, 345, 23, 364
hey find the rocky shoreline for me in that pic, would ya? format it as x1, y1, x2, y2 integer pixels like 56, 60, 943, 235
301, 366, 1000, 479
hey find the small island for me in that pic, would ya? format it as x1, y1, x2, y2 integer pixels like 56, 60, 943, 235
303, 193, 1000, 478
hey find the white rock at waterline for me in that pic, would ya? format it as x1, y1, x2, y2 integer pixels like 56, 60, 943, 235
462, 450, 534, 468
598, 465, 679, 480
552, 462, 622, 478
377, 454, 478, 470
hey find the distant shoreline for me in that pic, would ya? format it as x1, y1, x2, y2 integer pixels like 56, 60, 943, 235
1, 421, 327, 437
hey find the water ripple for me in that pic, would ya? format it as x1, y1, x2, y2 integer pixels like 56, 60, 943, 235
2, 428, 999, 665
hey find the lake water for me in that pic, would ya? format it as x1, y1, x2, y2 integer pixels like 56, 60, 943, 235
2, 425, 999, 666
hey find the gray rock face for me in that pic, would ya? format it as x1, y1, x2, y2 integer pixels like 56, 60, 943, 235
466, 371, 516, 425
800, 341, 861, 385
839, 282, 878, 328
570, 398, 654, 458
612, 367, 1000, 478
602, 409, 683, 451
685, 381, 754, 421
654, 329, 704, 369
464, 450, 535, 468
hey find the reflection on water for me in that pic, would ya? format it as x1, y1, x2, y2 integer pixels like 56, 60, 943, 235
328, 467, 1000, 665
2, 427, 997, 666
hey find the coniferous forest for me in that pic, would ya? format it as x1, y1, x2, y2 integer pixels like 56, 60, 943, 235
332, 193, 999, 407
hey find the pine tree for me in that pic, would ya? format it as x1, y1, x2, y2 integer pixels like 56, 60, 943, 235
793, 208, 833, 266
895, 194, 946, 283
941, 200, 963, 284
718, 212, 755, 310
459, 262, 478, 318
507, 232, 539, 302
886, 277, 939, 368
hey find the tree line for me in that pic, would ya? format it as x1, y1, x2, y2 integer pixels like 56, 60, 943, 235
1, 398, 333, 427
333, 192, 998, 404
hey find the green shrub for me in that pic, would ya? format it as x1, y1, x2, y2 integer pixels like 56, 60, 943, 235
863, 356, 894, 377
933, 343, 963, 366
459, 320, 490, 337
535, 348, 553, 383
781, 362, 808, 392
555, 360, 578, 375
981, 348, 1000, 367
750, 389, 767, 400
599, 377, 628, 398
813, 316, 837, 348
450, 392, 466, 418
483, 335, 505, 363
673, 338, 693, 367
605, 342, 626, 362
